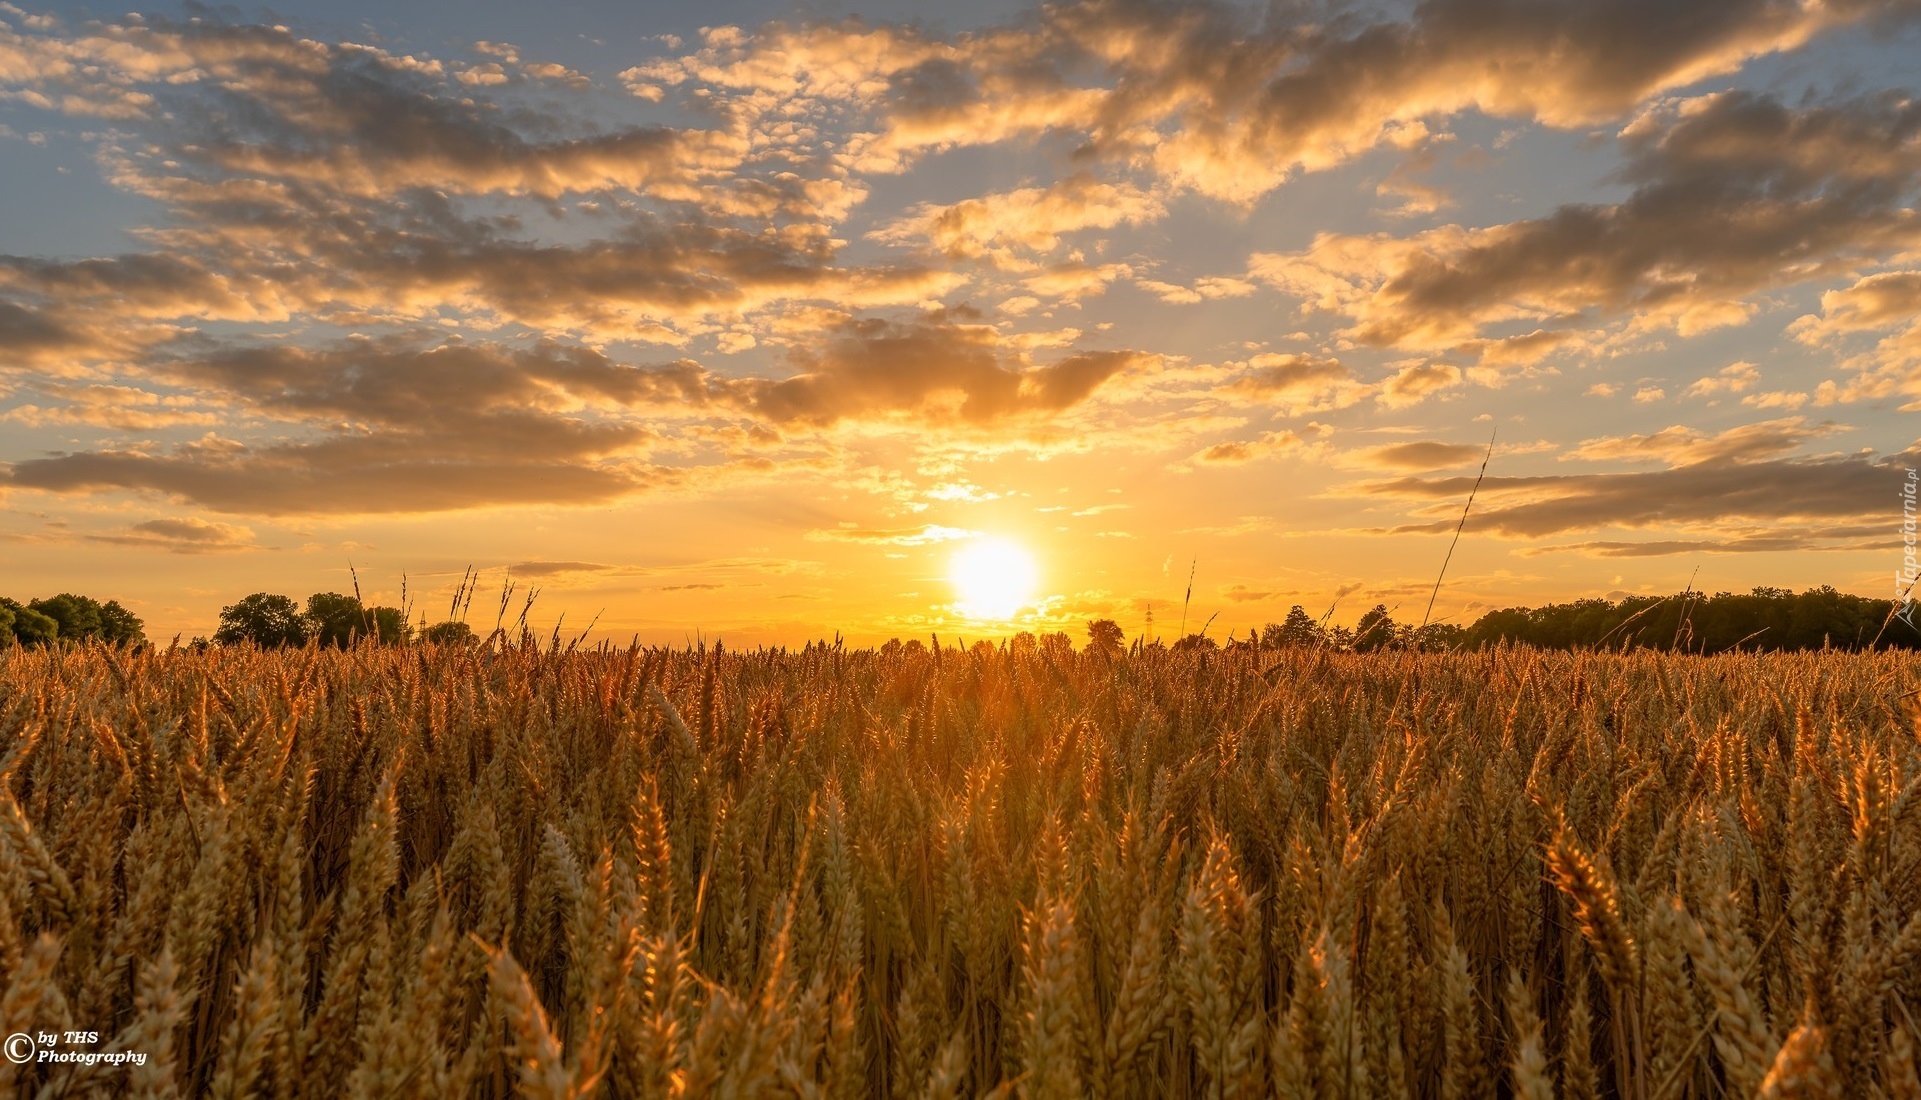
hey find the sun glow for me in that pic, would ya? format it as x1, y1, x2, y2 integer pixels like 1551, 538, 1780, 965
950, 537, 1039, 621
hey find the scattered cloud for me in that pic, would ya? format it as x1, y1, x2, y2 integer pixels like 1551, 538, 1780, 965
1250, 92, 1921, 356
510, 561, 614, 576
806, 524, 977, 545
1349, 441, 1487, 471
1192, 430, 1306, 466
1518, 533, 1871, 557
1222, 354, 1368, 414
1561, 417, 1845, 466
737, 312, 1146, 426
86, 516, 260, 553
1685, 362, 1759, 397
872, 175, 1164, 263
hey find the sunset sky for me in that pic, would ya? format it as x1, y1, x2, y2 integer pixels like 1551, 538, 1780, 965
3, 0, 1919, 645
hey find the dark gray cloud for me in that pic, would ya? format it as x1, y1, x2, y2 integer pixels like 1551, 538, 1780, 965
2, 433, 677, 514
1353, 440, 1486, 471
1369, 445, 1918, 538
159, 338, 702, 430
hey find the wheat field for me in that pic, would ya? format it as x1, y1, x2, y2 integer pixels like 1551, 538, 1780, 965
1, 639, 1917, 1099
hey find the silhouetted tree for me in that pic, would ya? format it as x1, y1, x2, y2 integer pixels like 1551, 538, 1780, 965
305, 592, 368, 647
1408, 622, 1468, 651
1039, 632, 1075, 660
1260, 606, 1322, 648
1353, 604, 1399, 651
365, 605, 408, 644
421, 620, 478, 646
215, 593, 309, 647
1085, 618, 1125, 658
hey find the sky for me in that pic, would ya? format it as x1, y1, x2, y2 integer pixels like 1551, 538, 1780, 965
2, 0, 1920, 646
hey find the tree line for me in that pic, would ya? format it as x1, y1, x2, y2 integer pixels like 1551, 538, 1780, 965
6, 583, 1910, 654
0, 593, 145, 647
212, 591, 476, 648
1099, 584, 1918, 655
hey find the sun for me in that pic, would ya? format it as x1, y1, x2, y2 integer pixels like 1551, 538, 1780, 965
950, 537, 1039, 621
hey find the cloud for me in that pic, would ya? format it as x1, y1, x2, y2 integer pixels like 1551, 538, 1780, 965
1222, 354, 1365, 414
159, 338, 706, 429
1561, 417, 1844, 466
872, 174, 1164, 263
0, 16, 964, 353
1378, 362, 1463, 408
1793, 271, 1921, 337
650, 0, 1896, 202
1021, 262, 1134, 302
1790, 270, 1921, 407
1136, 275, 1257, 304
1684, 361, 1760, 398
509, 560, 614, 576
1179, 516, 1276, 536
1, 433, 678, 514
0, 299, 177, 372
2, 338, 683, 512
0, 18, 733, 197
807, 524, 977, 545
0, 314, 1151, 512
10, 219, 951, 346
1368, 443, 1913, 538
85, 516, 260, 553
736, 312, 1144, 426
1351, 441, 1487, 471
1249, 92, 1921, 355
1192, 429, 1305, 466
1741, 390, 1809, 410
1517, 533, 1871, 557
3, 383, 219, 430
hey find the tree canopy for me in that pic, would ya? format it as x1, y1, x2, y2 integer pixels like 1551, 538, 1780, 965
212, 591, 410, 648
215, 593, 309, 648
0, 593, 144, 648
